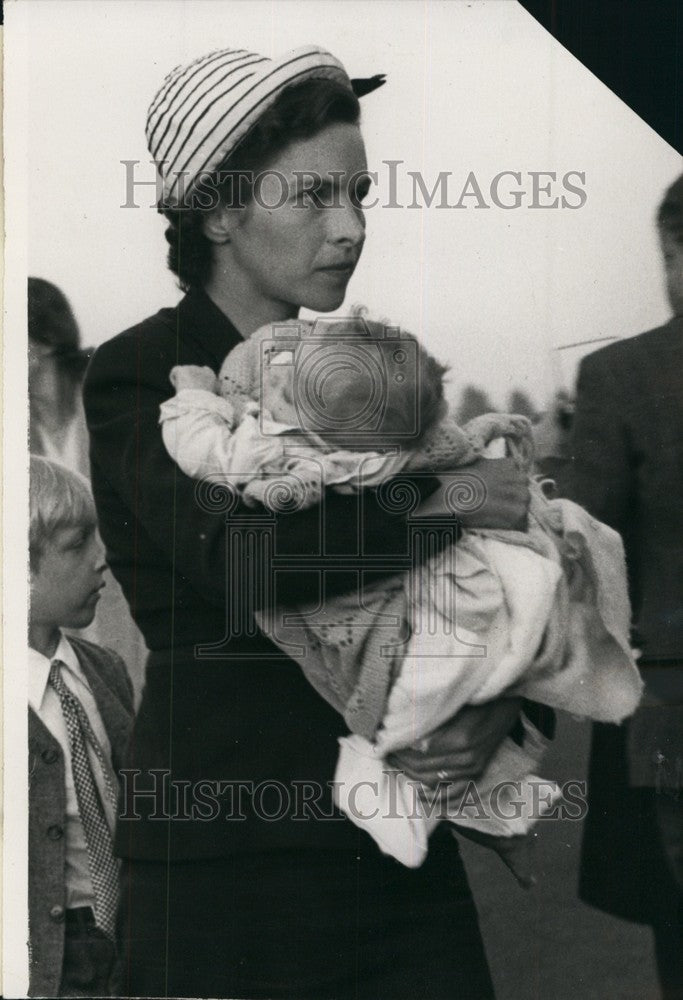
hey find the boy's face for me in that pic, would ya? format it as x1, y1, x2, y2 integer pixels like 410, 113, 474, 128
30, 525, 106, 631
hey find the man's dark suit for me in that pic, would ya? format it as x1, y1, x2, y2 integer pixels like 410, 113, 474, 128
28, 635, 134, 997
569, 317, 683, 991
570, 318, 683, 663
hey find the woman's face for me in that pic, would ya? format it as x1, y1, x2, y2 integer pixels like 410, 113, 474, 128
227, 122, 369, 316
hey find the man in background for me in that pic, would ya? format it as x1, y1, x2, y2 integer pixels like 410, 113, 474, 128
570, 173, 683, 999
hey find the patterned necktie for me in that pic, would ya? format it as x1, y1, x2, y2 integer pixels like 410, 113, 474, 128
48, 659, 120, 939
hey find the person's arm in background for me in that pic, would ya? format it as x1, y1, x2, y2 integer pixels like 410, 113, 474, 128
85, 333, 529, 611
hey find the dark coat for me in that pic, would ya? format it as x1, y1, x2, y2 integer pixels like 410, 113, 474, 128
82, 288, 442, 861
570, 317, 683, 662
28, 636, 134, 998
569, 318, 683, 923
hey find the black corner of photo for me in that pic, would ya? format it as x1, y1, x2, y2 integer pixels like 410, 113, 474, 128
519, 0, 683, 155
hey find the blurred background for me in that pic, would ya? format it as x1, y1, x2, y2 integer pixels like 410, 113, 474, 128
24, 0, 680, 413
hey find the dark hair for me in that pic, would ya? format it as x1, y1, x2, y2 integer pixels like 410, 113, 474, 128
28, 277, 91, 381
657, 173, 683, 244
163, 78, 361, 291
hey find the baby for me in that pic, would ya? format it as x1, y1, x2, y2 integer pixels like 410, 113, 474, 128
160, 316, 642, 880
161, 316, 516, 506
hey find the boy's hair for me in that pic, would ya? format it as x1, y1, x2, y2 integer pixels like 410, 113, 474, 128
29, 455, 97, 572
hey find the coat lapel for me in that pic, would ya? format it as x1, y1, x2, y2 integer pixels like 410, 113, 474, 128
71, 642, 133, 773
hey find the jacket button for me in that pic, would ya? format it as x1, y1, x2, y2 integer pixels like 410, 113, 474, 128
47, 824, 64, 841
41, 748, 59, 764
49, 905, 65, 922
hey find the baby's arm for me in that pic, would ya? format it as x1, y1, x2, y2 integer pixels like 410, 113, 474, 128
463, 413, 532, 457
159, 364, 241, 480
407, 412, 532, 473
171, 364, 219, 394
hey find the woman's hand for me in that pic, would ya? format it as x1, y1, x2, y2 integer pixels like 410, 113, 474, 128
386, 697, 523, 794
415, 458, 530, 530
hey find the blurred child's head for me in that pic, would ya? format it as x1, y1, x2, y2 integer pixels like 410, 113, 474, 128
658, 173, 683, 316
28, 278, 91, 419
29, 455, 106, 635
254, 315, 448, 448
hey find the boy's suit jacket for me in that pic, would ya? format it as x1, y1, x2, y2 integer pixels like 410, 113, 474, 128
28, 635, 134, 998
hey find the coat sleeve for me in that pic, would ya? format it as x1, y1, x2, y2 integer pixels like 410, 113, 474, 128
569, 349, 635, 536
83, 331, 442, 609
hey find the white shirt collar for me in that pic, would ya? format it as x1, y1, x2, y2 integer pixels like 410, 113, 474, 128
28, 632, 88, 713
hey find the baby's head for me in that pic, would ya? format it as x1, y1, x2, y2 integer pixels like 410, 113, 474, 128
255, 316, 448, 449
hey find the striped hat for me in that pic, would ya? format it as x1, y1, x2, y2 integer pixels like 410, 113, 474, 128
147, 45, 364, 208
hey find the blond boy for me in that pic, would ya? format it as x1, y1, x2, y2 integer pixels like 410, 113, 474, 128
28, 456, 133, 997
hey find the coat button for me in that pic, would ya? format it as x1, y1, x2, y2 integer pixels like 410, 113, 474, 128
49, 905, 65, 922
47, 824, 64, 841
41, 748, 59, 764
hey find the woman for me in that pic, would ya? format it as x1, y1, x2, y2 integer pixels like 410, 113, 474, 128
84, 45, 530, 998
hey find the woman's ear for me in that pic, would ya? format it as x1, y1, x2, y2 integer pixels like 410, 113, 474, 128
202, 204, 240, 245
